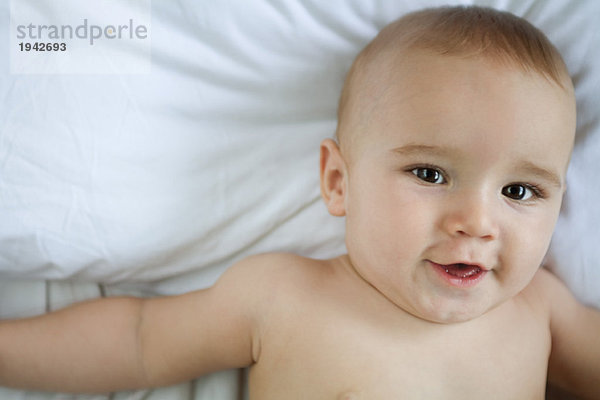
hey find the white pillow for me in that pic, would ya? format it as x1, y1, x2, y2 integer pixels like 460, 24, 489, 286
1, 0, 598, 307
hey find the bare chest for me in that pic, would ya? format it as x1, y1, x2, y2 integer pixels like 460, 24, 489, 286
249, 300, 550, 399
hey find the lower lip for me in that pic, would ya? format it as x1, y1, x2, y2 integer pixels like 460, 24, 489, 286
429, 261, 488, 288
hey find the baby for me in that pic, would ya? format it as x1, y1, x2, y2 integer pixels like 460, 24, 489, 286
1, 5, 599, 400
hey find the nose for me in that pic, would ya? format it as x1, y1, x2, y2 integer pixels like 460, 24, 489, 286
441, 189, 499, 241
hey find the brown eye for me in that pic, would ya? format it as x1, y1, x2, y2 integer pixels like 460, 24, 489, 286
411, 167, 445, 184
502, 184, 532, 200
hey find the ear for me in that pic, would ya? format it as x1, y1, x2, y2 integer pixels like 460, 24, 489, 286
320, 138, 347, 217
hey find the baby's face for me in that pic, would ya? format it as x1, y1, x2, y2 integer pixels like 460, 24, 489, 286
340, 51, 576, 323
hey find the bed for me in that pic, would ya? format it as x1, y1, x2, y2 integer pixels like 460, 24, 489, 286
1, 0, 598, 399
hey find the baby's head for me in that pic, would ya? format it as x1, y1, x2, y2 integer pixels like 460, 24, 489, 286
320, 6, 576, 323
335, 5, 573, 159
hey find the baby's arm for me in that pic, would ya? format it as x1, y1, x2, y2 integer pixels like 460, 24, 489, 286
541, 269, 600, 399
0, 256, 262, 393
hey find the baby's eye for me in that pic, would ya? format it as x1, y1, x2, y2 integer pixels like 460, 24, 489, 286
501, 184, 537, 201
411, 167, 446, 184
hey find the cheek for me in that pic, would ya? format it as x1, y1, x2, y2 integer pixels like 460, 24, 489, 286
345, 172, 431, 261
520, 204, 561, 254
501, 208, 560, 283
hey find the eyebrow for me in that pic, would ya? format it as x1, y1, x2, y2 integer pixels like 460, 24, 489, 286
391, 144, 456, 157
391, 144, 563, 188
515, 161, 563, 189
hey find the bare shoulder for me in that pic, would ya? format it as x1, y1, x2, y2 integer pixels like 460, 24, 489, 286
131, 253, 331, 387
526, 268, 600, 397
216, 252, 334, 359
213, 252, 333, 319
217, 252, 328, 290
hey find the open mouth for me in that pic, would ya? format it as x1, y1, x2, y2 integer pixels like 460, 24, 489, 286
429, 261, 487, 287
442, 263, 482, 279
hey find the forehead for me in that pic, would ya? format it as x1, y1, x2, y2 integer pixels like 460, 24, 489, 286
354, 51, 576, 173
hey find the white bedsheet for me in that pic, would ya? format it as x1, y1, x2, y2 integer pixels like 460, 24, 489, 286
1, 0, 599, 301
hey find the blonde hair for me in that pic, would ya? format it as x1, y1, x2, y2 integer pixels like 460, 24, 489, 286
336, 5, 571, 146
